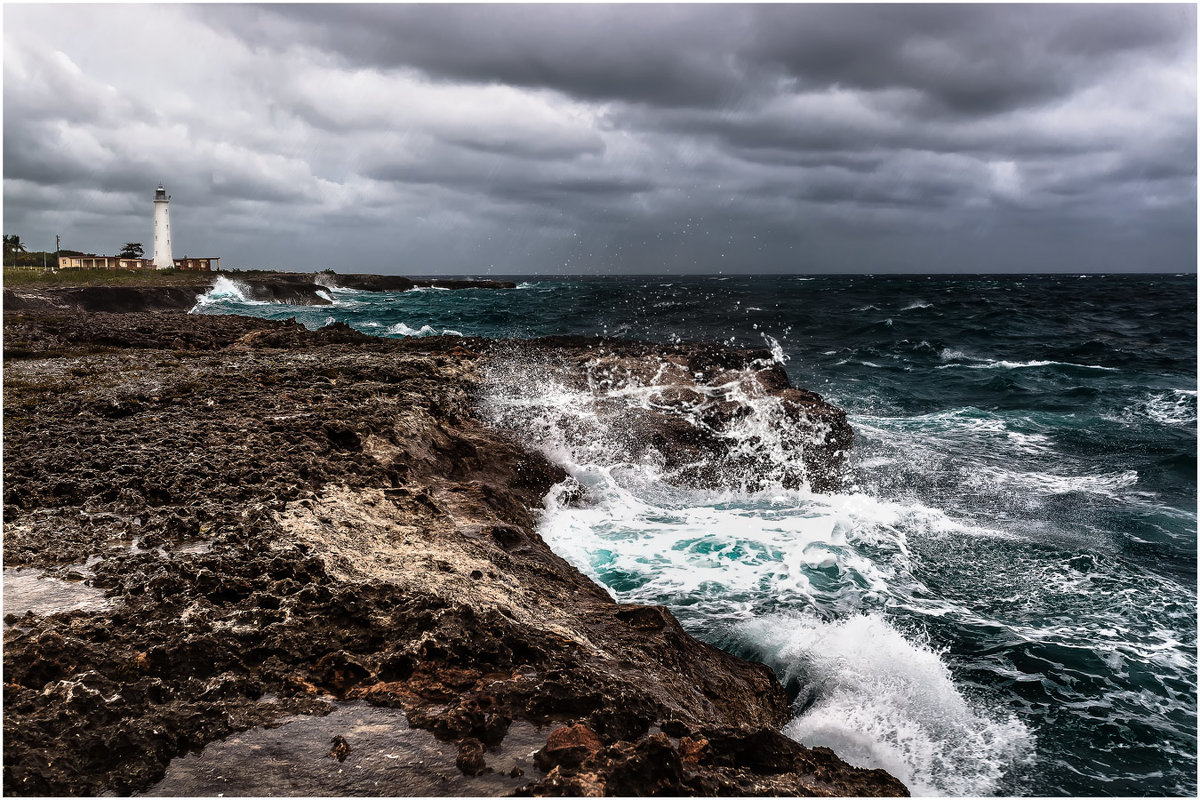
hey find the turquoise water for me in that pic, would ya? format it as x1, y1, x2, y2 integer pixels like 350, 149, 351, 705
195, 273, 1197, 796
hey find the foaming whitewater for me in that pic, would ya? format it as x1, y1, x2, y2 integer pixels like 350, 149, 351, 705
385, 322, 463, 337
481, 356, 1035, 796
1135, 388, 1198, 426
744, 613, 1034, 797
313, 272, 340, 290
190, 276, 266, 311
937, 349, 1119, 371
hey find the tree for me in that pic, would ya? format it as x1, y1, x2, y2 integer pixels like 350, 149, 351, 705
118, 242, 144, 259
4, 234, 27, 255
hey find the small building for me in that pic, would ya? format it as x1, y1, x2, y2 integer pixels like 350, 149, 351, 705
174, 257, 220, 271
56, 254, 219, 271
58, 254, 154, 270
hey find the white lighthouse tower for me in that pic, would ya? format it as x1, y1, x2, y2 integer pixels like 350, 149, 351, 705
152, 184, 174, 269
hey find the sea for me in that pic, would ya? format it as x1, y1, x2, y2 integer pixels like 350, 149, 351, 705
194, 273, 1197, 797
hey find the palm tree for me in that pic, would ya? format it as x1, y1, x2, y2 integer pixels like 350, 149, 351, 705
4, 234, 27, 267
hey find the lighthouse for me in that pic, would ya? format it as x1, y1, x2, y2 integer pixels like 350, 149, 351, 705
152, 184, 173, 269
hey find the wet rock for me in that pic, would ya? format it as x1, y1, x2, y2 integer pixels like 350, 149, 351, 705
323, 273, 417, 292
534, 724, 604, 770
315, 651, 372, 695
327, 734, 351, 762
479, 336, 854, 493
456, 737, 487, 776
239, 276, 331, 306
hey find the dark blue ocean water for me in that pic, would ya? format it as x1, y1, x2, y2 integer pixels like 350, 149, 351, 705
196, 273, 1197, 796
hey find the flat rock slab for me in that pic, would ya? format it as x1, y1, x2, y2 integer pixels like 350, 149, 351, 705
141, 702, 542, 797
3, 568, 111, 623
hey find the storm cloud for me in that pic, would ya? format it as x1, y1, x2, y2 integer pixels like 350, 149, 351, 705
4, 3, 1195, 273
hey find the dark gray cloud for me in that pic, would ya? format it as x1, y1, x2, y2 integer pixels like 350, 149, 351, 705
205, 4, 1188, 115
4, 3, 1195, 273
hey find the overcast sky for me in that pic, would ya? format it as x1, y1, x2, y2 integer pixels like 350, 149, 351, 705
3, 3, 1196, 274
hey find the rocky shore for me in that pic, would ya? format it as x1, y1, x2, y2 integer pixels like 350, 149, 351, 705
2, 299, 904, 796
2, 271, 516, 314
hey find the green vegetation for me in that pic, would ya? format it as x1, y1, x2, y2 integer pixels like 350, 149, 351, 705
3, 267, 203, 287
6, 251, 62, 269
5, 234, 56, 269
118, 242, 145, 258
4, 234, 27, 256
3, 266, 295, 288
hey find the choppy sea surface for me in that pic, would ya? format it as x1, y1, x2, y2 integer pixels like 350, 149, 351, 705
195, 273, 1197, 797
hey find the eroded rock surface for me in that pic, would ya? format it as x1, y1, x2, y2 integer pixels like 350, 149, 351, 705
2, 279, 329, 313
2, 309, 903, 797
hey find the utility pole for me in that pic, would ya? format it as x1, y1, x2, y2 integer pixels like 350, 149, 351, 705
56, 234, 60, 272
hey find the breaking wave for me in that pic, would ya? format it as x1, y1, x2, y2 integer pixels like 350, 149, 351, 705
746, 613, 1034, 797
190, 276, 268, 310
480, 355, 1035, 796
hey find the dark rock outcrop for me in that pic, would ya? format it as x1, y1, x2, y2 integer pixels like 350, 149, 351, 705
320, 273, 417, 291
2, 277, 331, 313
4, 286, 211, 313
238, 275, 332, 305
2, 309, 902, 797
479, 337, 854, 493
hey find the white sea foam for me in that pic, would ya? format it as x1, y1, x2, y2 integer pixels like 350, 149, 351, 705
901, 300, 932, 311
938, 347, 969, 361
743, 613, 1034, 797
384, 322, 463, 337
315, 289, 333, 303
762, 334, 789, 365
935, 351, 1117, 371
537, 478, 944, 615
968, 467, 1138, 498
190, 276, 269, 311
1132, 389, 1198, 426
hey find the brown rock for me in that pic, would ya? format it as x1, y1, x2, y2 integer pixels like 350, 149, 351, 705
535, 724, 604, 770
327, 735, 351, 762
455, 737, 487, 776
